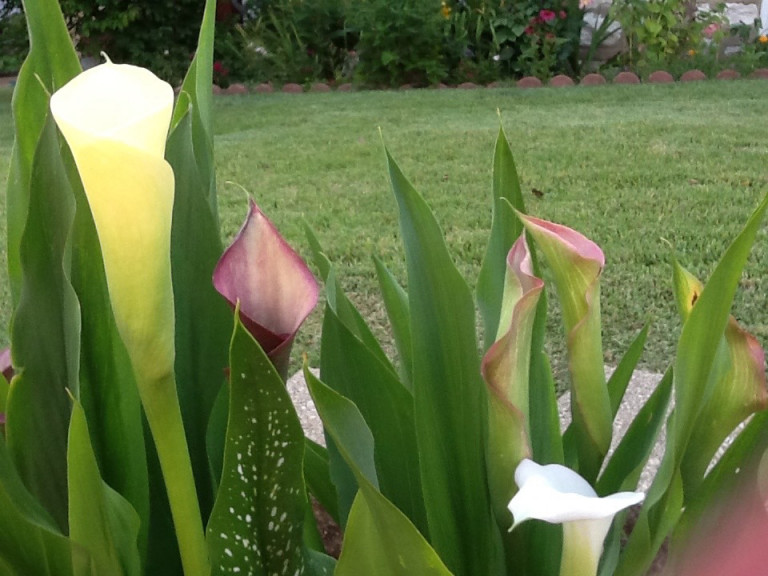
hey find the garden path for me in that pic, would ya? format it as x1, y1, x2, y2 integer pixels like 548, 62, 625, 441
287, 365, 668, 492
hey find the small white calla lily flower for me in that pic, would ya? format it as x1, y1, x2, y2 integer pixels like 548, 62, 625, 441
509, 459, 644, 576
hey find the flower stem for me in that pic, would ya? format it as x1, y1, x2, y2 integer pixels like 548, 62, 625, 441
141, 373, 210, 576
560, 519, 608, 576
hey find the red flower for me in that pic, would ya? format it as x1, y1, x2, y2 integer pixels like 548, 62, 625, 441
539, 9, 557, 22
213, 60, 229, 77
559, 10, 567, 19
524, 25, 535, 35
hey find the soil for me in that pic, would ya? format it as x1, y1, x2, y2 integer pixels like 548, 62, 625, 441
311, 499, 343, 558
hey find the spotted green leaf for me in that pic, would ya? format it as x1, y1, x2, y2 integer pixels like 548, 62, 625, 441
206, 309, 307, 576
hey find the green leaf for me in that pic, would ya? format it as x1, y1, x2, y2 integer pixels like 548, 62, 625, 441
671, 263, 767, 493
167, 0, 232, 525
325, 434, 359, 530
673, 410, 768, 542
386, 149, 504, 576
172, 0, 217, 218
7, 0, 80, 303
321, 270, 426, 534
205, 383, 229, 493
306, 369, 452, 576
616, 187, 768, 576
305, 366, 379, 490
320, 272, 427, 533
477, 125, 525, 348
167, 105, 232, 521
680, 317, 767, 491
307, 227, 397, 373
373, 256, 413, 390
615, 453, 684, 576
206, 310, 307, 576
68, 398, 141, 576
527, 264, 563, 467
0, 439, 75, 575
336, 484, 454, 576
597, 368, 673, 495
6, 115, 80, 532
672, 193, 768, 460
303, 222, 332, 282
607, 325, 649, 417
305, 548, 336, 576
304, 439, 339, 523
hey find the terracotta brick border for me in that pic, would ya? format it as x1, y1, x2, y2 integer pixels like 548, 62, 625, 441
225, 68, 763, 93
2, 68, 767, 96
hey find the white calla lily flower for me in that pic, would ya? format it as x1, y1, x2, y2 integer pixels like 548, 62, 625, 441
509, 459, 644, 576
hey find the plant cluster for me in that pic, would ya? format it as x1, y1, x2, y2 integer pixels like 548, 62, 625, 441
6, 1, 768, 576
223, 0, 585, 86
0, 0, 250, 84
0, 11, 27, 74
611, 0, 727, 76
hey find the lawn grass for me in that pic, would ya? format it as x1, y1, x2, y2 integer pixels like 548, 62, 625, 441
2, 80, 768, 385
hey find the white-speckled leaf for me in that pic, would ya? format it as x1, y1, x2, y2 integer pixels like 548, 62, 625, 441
207, 310, 306, 576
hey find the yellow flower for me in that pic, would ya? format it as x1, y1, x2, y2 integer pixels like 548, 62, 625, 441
51, 61, 210, 576
51, 61, 176, 384
688, 49, 696, 56
441, 1, 452, 18
760, 35, 768, 44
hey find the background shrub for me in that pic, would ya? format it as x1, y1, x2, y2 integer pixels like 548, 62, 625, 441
0, 11, 28, 74
233, 0, 357, 84
348, 0, 449, 86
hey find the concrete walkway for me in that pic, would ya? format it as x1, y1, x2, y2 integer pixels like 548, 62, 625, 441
288, 365, 668, 492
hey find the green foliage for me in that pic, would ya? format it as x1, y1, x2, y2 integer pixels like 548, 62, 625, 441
304, 121, 768, 575
446, 1, 579, 81
348, 0, 448, 86
613, 0, 725, 74
232, 0, 356, 84
5, 1, 335, 575
0, 12, 28, 74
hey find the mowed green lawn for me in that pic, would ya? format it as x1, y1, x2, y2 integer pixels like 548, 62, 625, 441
2, 80, 768, 382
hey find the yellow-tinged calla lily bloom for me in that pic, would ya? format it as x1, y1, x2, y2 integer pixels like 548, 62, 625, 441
50, 61, 176, 383
51, 61, 209, 576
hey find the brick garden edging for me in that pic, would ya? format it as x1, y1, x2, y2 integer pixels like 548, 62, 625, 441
213, 68, 768, 95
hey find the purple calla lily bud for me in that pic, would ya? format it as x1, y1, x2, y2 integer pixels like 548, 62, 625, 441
213, 200, 319, 378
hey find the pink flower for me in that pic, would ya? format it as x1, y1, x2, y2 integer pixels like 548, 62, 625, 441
539, 9, 557, 22
524, 25, 535, 35
703, 23, 720, 38
559, 10, 567, 19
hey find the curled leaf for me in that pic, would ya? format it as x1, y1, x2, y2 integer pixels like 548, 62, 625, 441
482, 235, 543, 520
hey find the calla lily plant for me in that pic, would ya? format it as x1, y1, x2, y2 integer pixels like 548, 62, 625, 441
5, 0, 768, 575
3, 1, 327, 575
